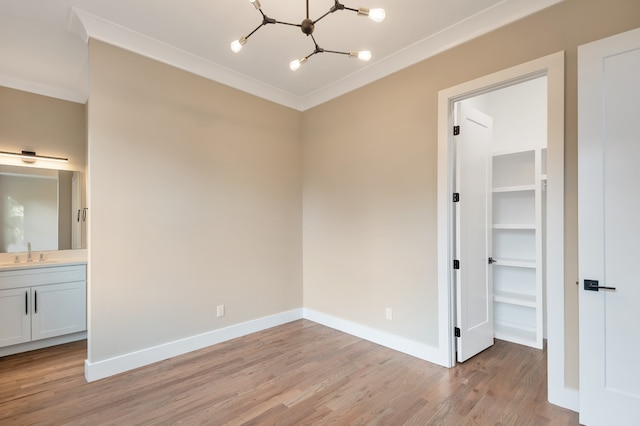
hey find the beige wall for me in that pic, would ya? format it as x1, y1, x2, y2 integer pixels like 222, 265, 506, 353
0, 86, 86, 172
302, 0, 640, 390
3, 0, 639, 390
87, 41, 302, 361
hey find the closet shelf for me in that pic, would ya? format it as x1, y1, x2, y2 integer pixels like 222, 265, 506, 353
493, 223, 535, 230
493, 184, 535, 193
492, 148, 536, 157
494, 291, 536, 307
492, 258, 536, 268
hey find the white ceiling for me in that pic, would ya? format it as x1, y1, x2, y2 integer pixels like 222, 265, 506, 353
0, 0, 563, 110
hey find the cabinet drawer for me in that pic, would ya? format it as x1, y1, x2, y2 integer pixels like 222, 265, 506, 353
0, 265, 86, 290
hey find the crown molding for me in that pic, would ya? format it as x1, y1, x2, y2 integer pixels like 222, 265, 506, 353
5, 0, 563, 110
70, 8, 304, 110
0, 73, 87, 104
298, 0, 564, 110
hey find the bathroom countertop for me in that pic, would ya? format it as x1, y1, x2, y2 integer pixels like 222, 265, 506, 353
0, 259, 87, 272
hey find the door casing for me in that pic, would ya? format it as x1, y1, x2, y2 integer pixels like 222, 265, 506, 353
436, 51, 573, 410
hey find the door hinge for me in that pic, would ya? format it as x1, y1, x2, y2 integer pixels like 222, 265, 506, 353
454, 327, 461, 337
453, 125, 460, 136
453, 259, 460, 270
453, 192, 460, 203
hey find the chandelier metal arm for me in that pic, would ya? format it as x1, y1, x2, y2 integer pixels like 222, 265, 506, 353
245, 12, 300, 39
232, 0, 384, 70
314, 2, 359, 25
245, 22, 265, 39
274, 20, 301, 28
310, 34, 322, 53
312, 10, 331, 25
322, 49, 350, 56
307, 34, 348, 58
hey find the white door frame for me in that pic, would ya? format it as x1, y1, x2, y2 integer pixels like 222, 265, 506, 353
436, 51, 576, 411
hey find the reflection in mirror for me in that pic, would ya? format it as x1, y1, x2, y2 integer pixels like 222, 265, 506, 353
0, 165, 86, 253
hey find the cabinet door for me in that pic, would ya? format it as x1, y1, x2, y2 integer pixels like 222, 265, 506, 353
0, 288, 31, 347
31, 282, 86, 341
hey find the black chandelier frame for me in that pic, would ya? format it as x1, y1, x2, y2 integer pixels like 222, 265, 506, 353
233, 0, 382, 68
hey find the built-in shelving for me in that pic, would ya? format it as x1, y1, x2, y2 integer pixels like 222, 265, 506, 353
492, 147, 545, 349
493, 224, 535, 230
494, 290, 536, 307
493, 184, 536, 193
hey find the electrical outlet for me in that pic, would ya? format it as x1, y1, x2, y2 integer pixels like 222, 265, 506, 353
385, 307, 393, 320
217, 304, 225, 318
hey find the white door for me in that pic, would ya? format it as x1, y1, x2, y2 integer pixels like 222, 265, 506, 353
455, 103, 494, 362
578, 27, 640, 425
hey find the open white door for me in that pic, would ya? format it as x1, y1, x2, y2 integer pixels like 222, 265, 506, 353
455, 103, 494, 362
578, 27, 640, 425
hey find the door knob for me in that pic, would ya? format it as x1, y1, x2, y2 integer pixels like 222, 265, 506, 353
584, 279, 616, 292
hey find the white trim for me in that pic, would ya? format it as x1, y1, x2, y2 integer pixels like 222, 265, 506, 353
70, 8, 303, 111
300, 0, 563, 111
64, 1, 563, 111
0, 331, 86, 357
437, 52, 573, 410
84, 309, 303, 382
0, 74, 86, 104
303, 309, 447, 367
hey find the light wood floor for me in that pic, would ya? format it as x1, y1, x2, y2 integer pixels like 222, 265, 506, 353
0, 319, 579, 425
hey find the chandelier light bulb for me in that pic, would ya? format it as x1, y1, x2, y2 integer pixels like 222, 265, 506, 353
349, 50, 372, 61
368, 8, 385, 23
290, 57, 307, 71
358, 50, 372, 61
358, 7, 385, 23
234, 2, 387, 69
230, 37, 247, 53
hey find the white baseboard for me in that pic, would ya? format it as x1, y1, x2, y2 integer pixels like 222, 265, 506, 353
303, 308, 447, 367
84, 309, 303, 382
0, 331, 87, 357
85, 307, 450, 382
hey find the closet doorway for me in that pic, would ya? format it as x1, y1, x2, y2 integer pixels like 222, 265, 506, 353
436, 52, 571, 408
454, 76, 548, 363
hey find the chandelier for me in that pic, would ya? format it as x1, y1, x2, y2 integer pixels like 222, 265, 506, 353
230, 0, 385, 71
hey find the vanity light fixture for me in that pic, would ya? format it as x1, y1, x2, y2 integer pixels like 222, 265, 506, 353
0, 150, 68, 163
230, 0, 385, 71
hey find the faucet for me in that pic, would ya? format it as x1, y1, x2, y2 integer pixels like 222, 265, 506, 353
27, 242, 32, 262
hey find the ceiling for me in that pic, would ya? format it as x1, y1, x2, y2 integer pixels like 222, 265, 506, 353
0, 0, 562, 111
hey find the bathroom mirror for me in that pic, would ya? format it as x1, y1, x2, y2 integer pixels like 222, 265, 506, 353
0, 164, 86, 253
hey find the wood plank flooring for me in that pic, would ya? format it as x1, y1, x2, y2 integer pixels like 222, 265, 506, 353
0, 319, 579, 425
